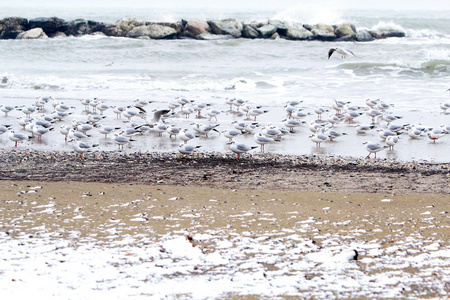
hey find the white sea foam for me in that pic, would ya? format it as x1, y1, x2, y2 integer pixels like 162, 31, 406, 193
272, 5, 342, 24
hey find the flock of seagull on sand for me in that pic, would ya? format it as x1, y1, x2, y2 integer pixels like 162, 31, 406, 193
0, 93, 449, 160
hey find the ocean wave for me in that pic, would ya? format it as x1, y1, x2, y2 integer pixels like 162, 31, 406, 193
337, 58, 450, 75
370, 21, 405, 32
271, 5, 342, 25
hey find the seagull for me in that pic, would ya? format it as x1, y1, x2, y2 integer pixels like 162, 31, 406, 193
356, 124, 375, 134
365, 98, 379, 108
68, 129, 91, 140
166, 125, 181, 139
152, 123, 169, 136
382, 113, 403, 125
69, 139, 99, 158
97, 124, 121, 138
80, 98, 92, 110
254, 132, 275, 153
363, 141, 388, 159
177, 128, 196, 144
327, 114, 343, 127
325, 128, 347, 141
134, 99, 152, 108
285, 105, 297, 119
282, 119, 302, 132
178, 144, 201, 161
314, 106, 328, 120
233, 99, 246, 111
191, 123, 220, 138
151, 109, 172, 123
193, 103, 210, 118
32, 125, 52, 143
225, 98, 235, 110
440, 101, 450, 113
385, 135, 399, 150
59, 124, 72, 141
292, 110, 310, 120
0, 105, 16, 116
407, 125, 427, 139
332, 100, 350, 115
262, 125, 283, 140
309, 129, 328, 147
95, 102, 110, 115
366, 109, 383, 123
0, 125, 11, 135
427, 128, 446, 143
179, 106, 195, 119
112, 106, 126, 119
248, 108, 268, 121
221, 129, 242, 143
206, 108, 221, 121
378, 129, 398, 140
113, 134, 135, 150
328, 47, 355, 59
343, 111, 363, 124
8, 130, 30, 147
229, 142, 257, 160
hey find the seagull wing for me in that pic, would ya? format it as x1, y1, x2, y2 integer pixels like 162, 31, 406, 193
328, 48, 336, 59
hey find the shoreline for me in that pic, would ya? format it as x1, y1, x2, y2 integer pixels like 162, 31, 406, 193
2, 149, 449, 194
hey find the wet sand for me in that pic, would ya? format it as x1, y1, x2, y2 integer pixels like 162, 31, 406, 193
2, 180, 449, 241
1, 150, 449, 298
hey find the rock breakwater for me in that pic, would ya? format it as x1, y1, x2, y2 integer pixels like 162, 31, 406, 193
0, 16, 405, 41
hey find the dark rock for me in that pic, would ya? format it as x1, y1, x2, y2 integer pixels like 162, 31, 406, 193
209, 20, 242, 38
257, 24, 277, 38
0, 17, 28, 31
1, 30, 22, 39
335, 23, 355, 38
269, 20, 288, 36
50, 31, 67, 38
285, 24, 313, 40
369, 30, 405, 39
102, 18, 142, 37
0, 17, 28, 39
65, 19, 106, 36
242, 24, 259, 39
270, 32, 280, 40
126, 24, 177, 39
28, 17, 66, 36
355, 29, 375, 42
183, 19, 210, 39
146, 22, 182, 36
311, 24, 336, 41
335, 35, 355, 42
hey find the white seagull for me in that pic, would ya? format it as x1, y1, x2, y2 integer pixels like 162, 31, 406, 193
385, 135, 399, 150
177, 128, 196, 144
229, 142, 257, 160
69, 139, 99, 158
178, 144, 201, 161
310, 129, 328, 147
8, 130, 30, 147
363, 141, 389, 159
254, 132, 275, 154
328, 47, 355, 59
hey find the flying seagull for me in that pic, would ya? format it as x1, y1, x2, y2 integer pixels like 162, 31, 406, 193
328, 47, 355, 59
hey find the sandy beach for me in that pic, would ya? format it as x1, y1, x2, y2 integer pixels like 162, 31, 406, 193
1, 149, 449, 298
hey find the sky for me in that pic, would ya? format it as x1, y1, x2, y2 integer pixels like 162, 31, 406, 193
6, 0, 450, 10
